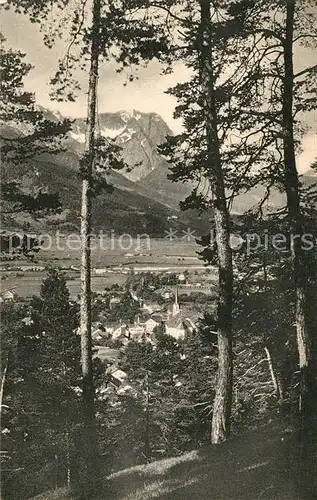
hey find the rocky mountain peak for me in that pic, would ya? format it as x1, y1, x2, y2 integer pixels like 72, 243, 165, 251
69, 109, 173, 181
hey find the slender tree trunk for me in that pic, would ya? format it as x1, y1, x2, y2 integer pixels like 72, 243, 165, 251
0, 353, 9, 417
144, 371, 150, 458
262, 256, 284, 405
199, 0, 234, 445
80, 0, 101, 491
264, 346, 284, 403
283, 0, 312, 418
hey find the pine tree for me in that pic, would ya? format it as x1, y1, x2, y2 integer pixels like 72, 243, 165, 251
120, 334, 184, 457
147, 0, 255, 444
227, 0, 317, 479
1, 268, 82, 498
3, 2, 170, 486
0, 35, 72, 217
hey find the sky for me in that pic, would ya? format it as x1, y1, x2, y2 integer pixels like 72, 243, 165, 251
1, 3, 316, 172
0, 6, 189, 133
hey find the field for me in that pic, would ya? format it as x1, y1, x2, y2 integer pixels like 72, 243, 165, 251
0, 237, 213, 299
0, 273, 128, 299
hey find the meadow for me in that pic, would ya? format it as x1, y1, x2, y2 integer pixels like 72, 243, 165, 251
1, 237, 208, 299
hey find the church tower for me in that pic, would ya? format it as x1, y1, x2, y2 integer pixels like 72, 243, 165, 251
172, 286, 180, 317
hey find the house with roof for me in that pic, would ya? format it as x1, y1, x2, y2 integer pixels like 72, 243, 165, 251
151, 313, 165, 323
107, 367, 128, 387
112, 324, 129, 341
0, 289, 17, 302
126, 325, 146, 341
143, 318, 159, 333
109, 296, 121, 309
98, 367, 133, 398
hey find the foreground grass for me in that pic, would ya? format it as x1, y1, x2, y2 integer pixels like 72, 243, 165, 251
32, 426, 316, 500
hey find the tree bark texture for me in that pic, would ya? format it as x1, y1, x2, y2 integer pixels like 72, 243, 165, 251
283, 0, 312, 415
199, 0, 234, 445
80, 0, 101, 490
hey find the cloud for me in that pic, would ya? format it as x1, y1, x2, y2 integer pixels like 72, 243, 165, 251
297, 133, 317, 173
2, 8, 191, 132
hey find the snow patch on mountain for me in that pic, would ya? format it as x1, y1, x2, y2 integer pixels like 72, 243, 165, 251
152, 114, 163, 122
119, 109, 142, 122
117, 128, 136, 144
51, 108, 64, 121
120, 110, 134, 123
101, 125, 126, 139
70, 131, 86, 144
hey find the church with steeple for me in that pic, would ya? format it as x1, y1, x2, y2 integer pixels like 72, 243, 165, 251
169, 286, 180, 319
164, 286, 186, 338
116, 284, 196, 342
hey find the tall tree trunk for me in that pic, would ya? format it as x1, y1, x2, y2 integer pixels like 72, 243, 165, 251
199, 0, 234, 445
283, 0, 312, 419
283, 5, 316, 494
80, 0, 101, 491
144, 371, 150, 458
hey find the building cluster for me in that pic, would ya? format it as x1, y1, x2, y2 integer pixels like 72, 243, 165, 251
93, 286, 196, 345
92, 287, 197, 394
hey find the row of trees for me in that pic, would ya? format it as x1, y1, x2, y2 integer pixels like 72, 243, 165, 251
1, 269, 107, 498
0, 33, 73, 216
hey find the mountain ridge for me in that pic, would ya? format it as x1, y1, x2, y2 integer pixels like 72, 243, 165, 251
1, 108, 316, 236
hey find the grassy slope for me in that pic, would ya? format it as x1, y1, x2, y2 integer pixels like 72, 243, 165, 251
32, 426, 317, 500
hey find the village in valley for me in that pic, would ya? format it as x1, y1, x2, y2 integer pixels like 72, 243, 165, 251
0, 246, 215, 395
91, 275, 198, 394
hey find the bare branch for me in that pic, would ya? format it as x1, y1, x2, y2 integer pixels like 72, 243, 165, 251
294, 34, 317, 42
294, 63, 317, 80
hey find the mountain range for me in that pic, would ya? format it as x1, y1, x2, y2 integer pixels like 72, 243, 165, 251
1, 108, 316, 236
